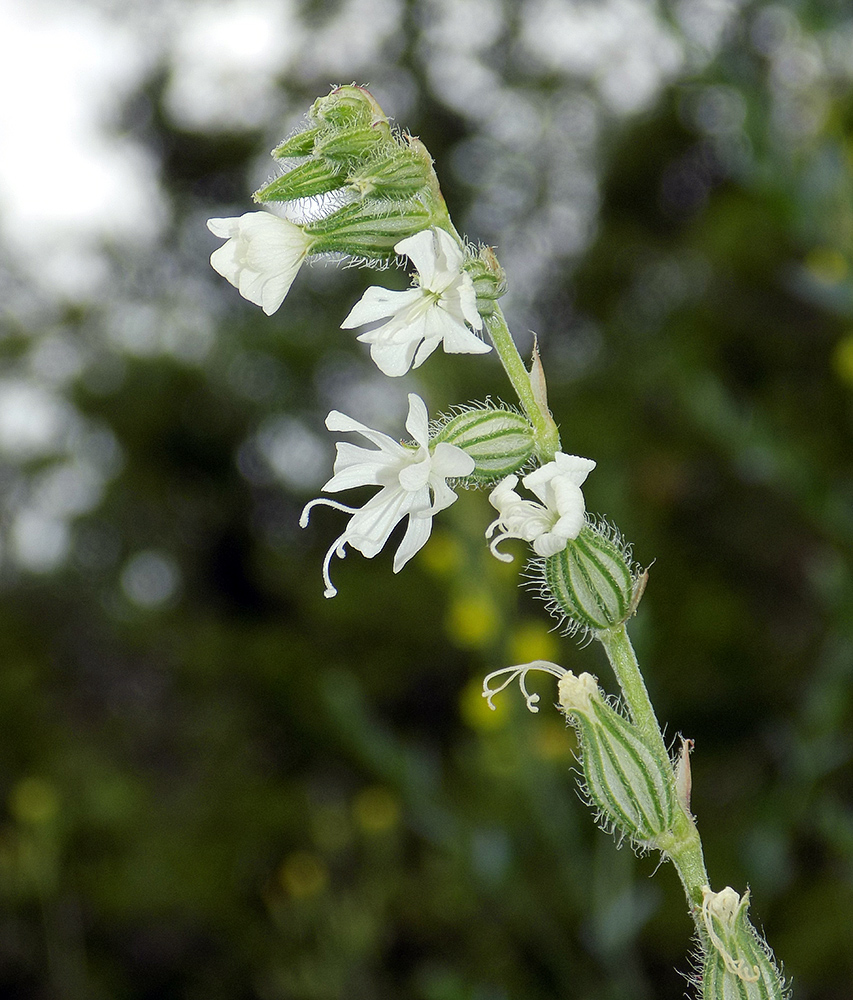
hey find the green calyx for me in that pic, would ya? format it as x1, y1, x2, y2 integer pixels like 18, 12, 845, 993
465, 246, 507, 317
541, 523, 643, 636
432, 406, 535, 480
558, 671, 677, 847
700, 887, 788, 1000
304, 201, 435, 260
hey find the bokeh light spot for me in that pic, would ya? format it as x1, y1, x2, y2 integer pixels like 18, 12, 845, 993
446, 593, 498, 648
508, 620, 560, 665
353, 786, 400, 834
279, 851, 328, 900
460, 677, 507, 731
832, 334, 853, 385
419, 530, 461, 576
120, 550, 180, 608
534, 718, 575, 762
805, 247, 847, 286
9, 778, 59, 825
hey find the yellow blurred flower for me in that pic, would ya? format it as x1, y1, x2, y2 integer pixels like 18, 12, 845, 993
279, 851, 328, 900
447, 592, 498, 648
353, 786, 400, 834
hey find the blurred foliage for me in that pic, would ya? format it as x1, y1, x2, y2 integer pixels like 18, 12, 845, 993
1, 1, 853, 998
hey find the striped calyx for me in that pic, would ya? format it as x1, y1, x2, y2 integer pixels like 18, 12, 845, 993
432, 407, 535, 480
541, 523, 642, 635
558, 671, 676, 846
700, 887, 787, 1000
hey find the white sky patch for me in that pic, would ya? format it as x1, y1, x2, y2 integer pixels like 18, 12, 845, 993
165, 0, 304, 129
0, 1, 165, 297
520, 0, 684, 114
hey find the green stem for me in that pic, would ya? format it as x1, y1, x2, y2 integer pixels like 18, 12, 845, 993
483, 306, 561, 461
597, 624, 668, 761
598, 623, 709, 908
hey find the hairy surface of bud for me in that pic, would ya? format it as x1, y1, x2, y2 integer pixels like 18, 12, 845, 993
559, 671, 676, 846
541, 523, 641, 635
433, 407, 535, 480
348, 152, 432, 200
305, 201, 435, 259
254, 159, 347, 203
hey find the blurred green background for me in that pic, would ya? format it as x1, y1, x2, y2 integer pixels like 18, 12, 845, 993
1, 0, 852, 997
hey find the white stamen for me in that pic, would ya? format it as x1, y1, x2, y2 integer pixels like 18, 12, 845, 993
482, 660, 569, 713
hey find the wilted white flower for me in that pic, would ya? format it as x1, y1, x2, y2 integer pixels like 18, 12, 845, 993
207, 212, 314, 315
486, 452, 596, 560
300, 393, 475, 597
340, 228, 490, 376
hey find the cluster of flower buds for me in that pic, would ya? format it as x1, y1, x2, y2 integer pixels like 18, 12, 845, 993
698, 886, 788, 1000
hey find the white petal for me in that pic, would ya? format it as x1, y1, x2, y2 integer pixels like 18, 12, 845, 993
345, 487, 418, 559
340, 286, 424, 328
324, 443, 398, 492
325, 410, 404, 456
207, 211, 311, 315
395, 229, 440, 287
457, 272, 484, 331
404, 393, 431, 450
433, 228, 466, 274
368, 339, 421, 377
426, 476, 460, 514
398, 457, 431, 493
429, 307, 491, 355
206, 216, 240, 239
553, 452, 596, 486
532, 531, 571, 558
392, 509, 433, 571
430, 442, 475, 480
410, 332, 443, 370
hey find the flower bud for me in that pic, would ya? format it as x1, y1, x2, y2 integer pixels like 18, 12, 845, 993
315, 126, 389, 165
541, 523, 643, 635
465, 246, 507, 316
254, 159, 347, 203
558, 671, 676, 846
348, 151, 432, 201
272, 127, 324, 160
305, 201, 435, 260
310, 85, 389, 132
700, 887, 787, 1000
433, 407, 535, 480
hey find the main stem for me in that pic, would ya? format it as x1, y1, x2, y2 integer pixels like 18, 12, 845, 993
598, 624, 709, 909
482, 285, 710, 909
484, 306, 561, 462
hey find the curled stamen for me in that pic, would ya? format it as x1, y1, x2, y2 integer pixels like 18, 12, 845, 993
484, 519, 520, 563
482, 660, 568, 713
299, 497, 360, 528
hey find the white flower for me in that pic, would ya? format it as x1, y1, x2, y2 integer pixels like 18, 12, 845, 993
300, 393, 475, 597
340, 227, 491, 376
207, 212, 314, 315
486, 452, 596, 560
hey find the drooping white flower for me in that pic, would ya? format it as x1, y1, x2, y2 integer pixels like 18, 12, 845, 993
207, 212, 314, 315
340, 227, 491, 376
300, 393, 475, 597
486, 451, 596, 560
